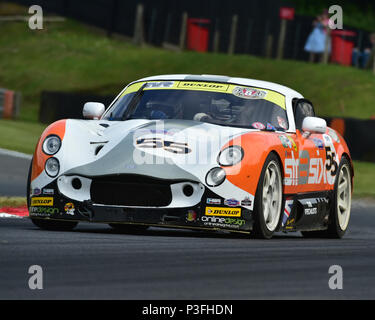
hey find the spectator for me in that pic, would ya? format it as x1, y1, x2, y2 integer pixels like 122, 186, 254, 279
352, 33, 375, 69
304, 9, 331, 63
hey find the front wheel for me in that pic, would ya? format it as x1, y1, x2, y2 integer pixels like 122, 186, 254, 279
251, 153, 283, 239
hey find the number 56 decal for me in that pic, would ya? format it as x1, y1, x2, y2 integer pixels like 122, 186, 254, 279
136, 137, 191, 154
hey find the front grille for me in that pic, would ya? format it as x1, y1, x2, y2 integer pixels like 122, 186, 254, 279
90, 175, 173, 207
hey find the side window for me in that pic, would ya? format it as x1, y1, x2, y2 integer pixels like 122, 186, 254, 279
293, 99, 315, 130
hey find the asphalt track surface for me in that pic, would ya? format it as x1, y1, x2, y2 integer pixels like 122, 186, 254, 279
0, 149, 31, 197
1, 153, 375, 299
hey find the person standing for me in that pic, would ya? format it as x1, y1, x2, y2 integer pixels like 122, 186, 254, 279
304, 9, 331, 62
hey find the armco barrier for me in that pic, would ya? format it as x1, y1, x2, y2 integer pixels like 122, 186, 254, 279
39, 91, 114, 124
325, 117, 375, 162
0, 88, 21, 119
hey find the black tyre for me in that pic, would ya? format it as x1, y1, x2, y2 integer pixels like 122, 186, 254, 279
251, 153, 283, 239
302, 156, 352, 239
109, 223, 149, 234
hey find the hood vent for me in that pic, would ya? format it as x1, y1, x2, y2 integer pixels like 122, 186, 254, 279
95, 145, 104, 156
90, 141, 108, 156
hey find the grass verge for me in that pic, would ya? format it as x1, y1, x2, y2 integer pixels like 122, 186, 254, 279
0, 197, 26, 207
352, 161, 375, 199
0, 119, 46, 154
1, 8, 375, 121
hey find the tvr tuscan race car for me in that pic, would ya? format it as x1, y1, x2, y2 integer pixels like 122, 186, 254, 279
27, 74, 354, 239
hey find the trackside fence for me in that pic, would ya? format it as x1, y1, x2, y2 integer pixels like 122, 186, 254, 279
326, 117, 375, 162
10, 0, 372, 64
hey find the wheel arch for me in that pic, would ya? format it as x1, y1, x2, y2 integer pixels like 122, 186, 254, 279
341, 152, 354, 191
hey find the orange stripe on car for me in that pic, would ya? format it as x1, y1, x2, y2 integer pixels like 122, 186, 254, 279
31, 120, 67, 181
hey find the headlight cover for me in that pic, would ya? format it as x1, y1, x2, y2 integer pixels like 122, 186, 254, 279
218, 146, 244, 166
206, 167, 226, 187
42, 135, 61, 155
45, 157, 60, 177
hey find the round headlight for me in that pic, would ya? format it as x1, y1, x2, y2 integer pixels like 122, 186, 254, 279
218, 146, 244, 166
42, 135, 61, 155
45, 157, 60, 177
206, 167, 226, 187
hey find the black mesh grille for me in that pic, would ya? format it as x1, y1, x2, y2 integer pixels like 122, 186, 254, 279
90, 175, 172, 207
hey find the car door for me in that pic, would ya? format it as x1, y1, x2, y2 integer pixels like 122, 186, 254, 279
287, 99, 330, 194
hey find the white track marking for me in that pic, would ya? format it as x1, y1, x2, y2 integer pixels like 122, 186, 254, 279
0, 213, 24, 218
0, 148, 32, 160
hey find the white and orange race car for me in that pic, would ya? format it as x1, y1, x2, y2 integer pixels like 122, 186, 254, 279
28, 74, 353, 239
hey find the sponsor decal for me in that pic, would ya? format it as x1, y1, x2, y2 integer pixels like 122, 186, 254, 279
279, 135, 291, 148
285, 217, 295, 229
312, 138, 324, 150
64, 202, 75, 215
284, 146, 338, 186
288, 136, 297, 152
327, 128, 340, 143
224, 198, 240, 207
305, 207, 317, 215
277, 116, 288, 130
33, 188, 41, 196
145, 81, 174, 89
42, 188, 54, 195
279, 135, 297, 151
30, 206, 59, 217
178, 81, 229, 92
186, 210, 197, 222
282, 198, 294, 226
323, 134, 331, 143
31, 197, 53, 207
232, 86, 267, 99
304, 201, 318, 215
205, 207, 241, 217
136, 129, 175, 136
241, 197, 252, 207
206, 198, 221, 205
201, 216, 246, 230
251, 122, 265, 130
124, 164, 136, 169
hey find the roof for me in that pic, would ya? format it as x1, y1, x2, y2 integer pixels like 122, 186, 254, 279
136, 74, 304, 98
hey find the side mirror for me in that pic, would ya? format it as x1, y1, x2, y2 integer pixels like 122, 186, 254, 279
83, 102, 105, 120
302, 116, 327, 134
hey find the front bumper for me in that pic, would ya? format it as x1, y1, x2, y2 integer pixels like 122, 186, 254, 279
29, 178, 254, 233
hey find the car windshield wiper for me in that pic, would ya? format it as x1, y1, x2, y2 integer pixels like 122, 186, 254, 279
121, 83, 147, 121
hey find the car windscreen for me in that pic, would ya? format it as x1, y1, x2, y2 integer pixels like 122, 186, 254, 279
103, 82, 288, 130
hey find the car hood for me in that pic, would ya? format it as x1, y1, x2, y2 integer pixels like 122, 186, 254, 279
61, 119, 251, 181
